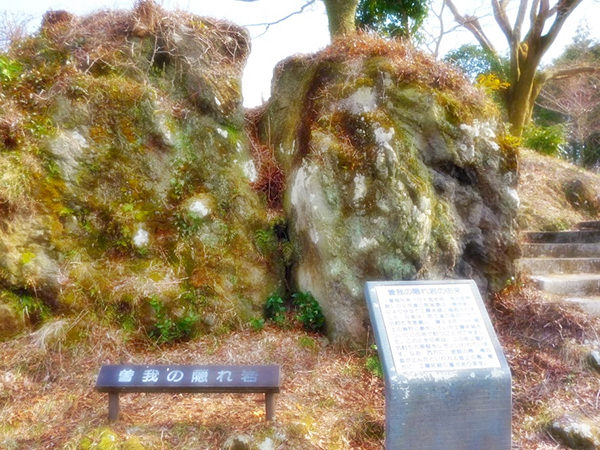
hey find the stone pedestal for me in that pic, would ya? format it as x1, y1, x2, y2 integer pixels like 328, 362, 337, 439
365, 280, 511, 450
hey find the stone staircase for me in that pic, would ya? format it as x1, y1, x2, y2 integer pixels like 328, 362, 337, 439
519, 221, 600, 315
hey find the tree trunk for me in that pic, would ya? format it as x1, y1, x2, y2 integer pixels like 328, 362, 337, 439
506, 55, 542, 135
323, 0, 358, 39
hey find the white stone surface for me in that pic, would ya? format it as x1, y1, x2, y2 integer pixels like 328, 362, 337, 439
243, 159, 258, 182
338, 86, 377, 114
48, 130, 89, 182
133, 227, 149, 248
189, 199, 210, 218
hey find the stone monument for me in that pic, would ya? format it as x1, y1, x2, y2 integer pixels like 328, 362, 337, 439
365, 280, 511, 449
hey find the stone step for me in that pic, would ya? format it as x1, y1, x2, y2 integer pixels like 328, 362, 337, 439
531, 274, 600, 296
576, 221, 600, 231
524, 230, 600, 244
562, 296, 600, 316
522, 243, 600, 258
518, 257, 600, 275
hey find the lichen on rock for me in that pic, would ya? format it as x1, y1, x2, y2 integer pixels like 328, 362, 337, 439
256, 35, 520, 345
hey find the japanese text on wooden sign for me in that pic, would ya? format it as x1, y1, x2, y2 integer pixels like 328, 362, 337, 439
95, 365, 279, 390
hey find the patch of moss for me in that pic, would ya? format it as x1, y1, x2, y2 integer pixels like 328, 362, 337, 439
78, 427, 145, 450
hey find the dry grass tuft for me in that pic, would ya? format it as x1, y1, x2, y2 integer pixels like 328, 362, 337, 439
275, 32, 487, 111
8, 0, 249, 97
245, 107, 285, 210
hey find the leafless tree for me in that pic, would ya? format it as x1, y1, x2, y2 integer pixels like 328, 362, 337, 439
539, 68, 600, 155
0, 11, 31, 51
444, 0, 598, 136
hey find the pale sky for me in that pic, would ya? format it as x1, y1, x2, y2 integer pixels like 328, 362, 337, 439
1, 0, 598, 106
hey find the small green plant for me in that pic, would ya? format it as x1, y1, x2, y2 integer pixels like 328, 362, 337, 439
249, 317, 265, 332
365, 355, 383, 378
292, 291, 325, 332
523, 123, 565, 156
365, 344, 383, 378
173, 212, 202, 237
17, 294, 50, 324
0, 55, 22, 83
254, 228, 278, 255
298, 335, 317, 351
265, 293, 286, 326
148, 295, 197, 344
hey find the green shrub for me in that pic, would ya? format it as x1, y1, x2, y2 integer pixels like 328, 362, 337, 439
292, 291, 325, 332
264, 292, 286, 326
523, 123, 565, 156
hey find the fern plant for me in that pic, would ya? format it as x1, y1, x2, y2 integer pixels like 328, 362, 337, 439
264, 293, 286, 326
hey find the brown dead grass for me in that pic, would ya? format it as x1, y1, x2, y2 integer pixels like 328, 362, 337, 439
245, 107, 285, 211
2, 283, 599, 449
491, 280, 600, 449
518, 148, 600, 231
291, 32, 488, 116
0, 319, 384, 449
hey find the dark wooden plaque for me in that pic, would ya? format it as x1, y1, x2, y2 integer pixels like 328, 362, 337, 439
96, 364, 280, 393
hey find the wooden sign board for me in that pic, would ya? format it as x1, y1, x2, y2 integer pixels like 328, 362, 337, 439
96, 364, 280, 393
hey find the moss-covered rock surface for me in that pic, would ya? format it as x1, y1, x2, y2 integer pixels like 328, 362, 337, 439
256, 35, 520, 344
1, 6, 520, 346
0, 3, 281, 340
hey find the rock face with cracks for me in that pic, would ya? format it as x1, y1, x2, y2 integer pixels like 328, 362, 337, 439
0, 9, 520, 347
256, 37, 520, 345
0, 3, 280, 339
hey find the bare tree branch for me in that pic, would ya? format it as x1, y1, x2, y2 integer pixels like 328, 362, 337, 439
538, 69, 600, 150
513, 0, 528, 43
421, 1, 464, 58
538, 0, 584, 54
242, 0, 317, 36
0, 11, 32, 51
444, 0, 498, 56
546, 65, 600, 81
530, 0, 541, 27
491, 0, 513, 45
445, 0, 589, 134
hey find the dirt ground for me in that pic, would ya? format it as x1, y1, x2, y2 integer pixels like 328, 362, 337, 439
1, 279, 599, 449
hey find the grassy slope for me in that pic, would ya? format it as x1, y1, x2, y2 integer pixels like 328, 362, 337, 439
2, 152, 600, 449
518, 148, 600, 230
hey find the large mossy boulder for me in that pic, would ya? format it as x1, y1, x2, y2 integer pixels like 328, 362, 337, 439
0, 2, 281, 337
256, 36, 520, 344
